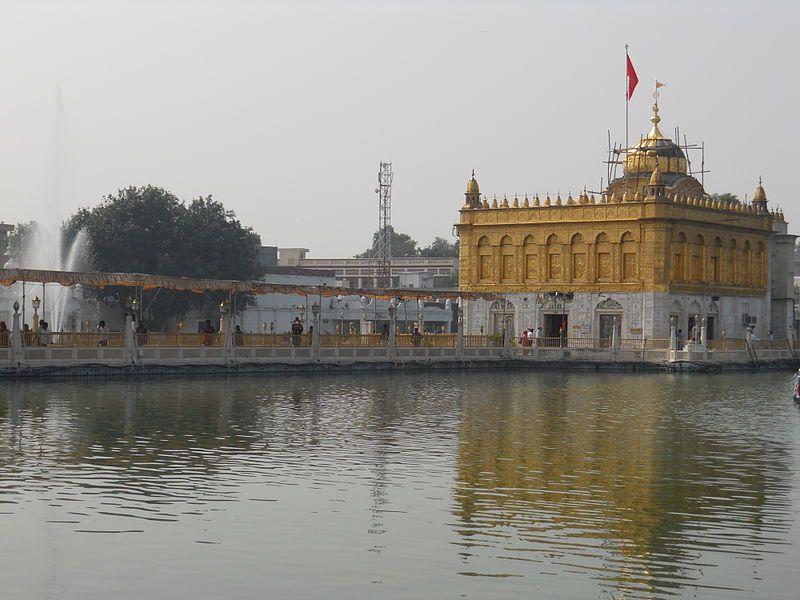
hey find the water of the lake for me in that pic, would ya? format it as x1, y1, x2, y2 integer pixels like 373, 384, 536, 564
1, 371, 799, 599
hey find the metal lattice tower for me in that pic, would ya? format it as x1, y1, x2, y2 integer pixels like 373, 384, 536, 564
374, 162, 393, 287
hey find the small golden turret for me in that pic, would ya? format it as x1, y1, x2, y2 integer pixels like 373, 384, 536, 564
465, 170, 481, 208
752, 177, 768, 213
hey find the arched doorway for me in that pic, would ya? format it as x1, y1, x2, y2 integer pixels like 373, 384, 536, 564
595, 297, 623, 347
489, 299, 515, 337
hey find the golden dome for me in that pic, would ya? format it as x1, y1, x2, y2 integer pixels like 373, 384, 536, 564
466, 170, 480, 195
624, 103, 688, 176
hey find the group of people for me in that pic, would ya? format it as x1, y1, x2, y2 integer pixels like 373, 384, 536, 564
519, 327, 544, 347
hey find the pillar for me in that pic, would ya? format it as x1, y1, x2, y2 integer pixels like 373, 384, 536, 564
124, 314, 135, 363
221, 315, 234, 363
611, 316, 620, 357
311, 313, 321, 360
669, 316, 677, 350
388, 306, 397, 360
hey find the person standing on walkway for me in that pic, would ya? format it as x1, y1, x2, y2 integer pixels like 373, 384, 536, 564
97, 320, 109, 347
202, 319, 216, 346
291, 317, 303, 347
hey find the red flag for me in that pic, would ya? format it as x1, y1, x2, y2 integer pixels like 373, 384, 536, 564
626, 54, 638, 100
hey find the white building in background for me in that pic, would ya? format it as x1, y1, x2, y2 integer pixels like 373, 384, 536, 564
279, 248, 458, 289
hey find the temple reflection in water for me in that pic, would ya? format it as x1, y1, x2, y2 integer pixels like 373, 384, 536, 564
452, 373, 792, 597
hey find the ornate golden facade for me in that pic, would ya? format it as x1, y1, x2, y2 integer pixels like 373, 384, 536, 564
457, 108, 782, 298
456, 99, 795, 339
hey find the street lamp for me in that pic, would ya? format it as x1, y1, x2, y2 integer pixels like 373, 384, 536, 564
339, 310, 345, 335
298, 304, 306, 323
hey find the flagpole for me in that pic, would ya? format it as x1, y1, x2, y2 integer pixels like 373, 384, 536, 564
625, 44, 629, 152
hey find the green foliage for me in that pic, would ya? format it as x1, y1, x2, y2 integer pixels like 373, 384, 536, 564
4, 221, 35, 259
356, 228, 459, 258
356, 226, 419, 258
711, 192, 740, 204
64, 185, 262, 327
419, 237, 459, 258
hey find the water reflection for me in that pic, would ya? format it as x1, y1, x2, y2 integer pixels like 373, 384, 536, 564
0, 372, 797, 599
453, 373, 795, 598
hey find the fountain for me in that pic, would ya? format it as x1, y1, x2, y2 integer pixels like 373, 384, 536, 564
3, 224, 90, 332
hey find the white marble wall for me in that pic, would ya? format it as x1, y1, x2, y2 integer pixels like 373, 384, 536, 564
464, 290, 770, 340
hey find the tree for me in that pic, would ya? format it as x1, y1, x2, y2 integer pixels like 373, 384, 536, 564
356, 226, 419, 258
64, 185, 262, 328
711, 193, 740, 204
419, 237, 459, 258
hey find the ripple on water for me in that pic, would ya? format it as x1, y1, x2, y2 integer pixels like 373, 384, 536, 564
0, 372, 798, 599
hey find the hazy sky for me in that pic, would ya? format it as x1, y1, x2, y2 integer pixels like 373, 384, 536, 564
1, 0, 797, 257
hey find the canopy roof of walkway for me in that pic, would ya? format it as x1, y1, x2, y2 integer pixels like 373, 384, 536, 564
0, 268, 494, 301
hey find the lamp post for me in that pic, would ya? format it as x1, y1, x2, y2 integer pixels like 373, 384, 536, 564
11, 301, 22, 358
298, 304, 306, 324
311, 301, 320, 355
387, 301, 397, 357
339, 310, 345, 335
124, 296, 135, 360
31, 295, 41, 332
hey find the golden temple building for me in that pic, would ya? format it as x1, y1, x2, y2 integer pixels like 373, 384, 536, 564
456, 98, 796, 341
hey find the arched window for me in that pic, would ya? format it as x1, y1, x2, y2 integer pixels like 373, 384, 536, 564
500, 235, 515, 282
672, 232, 687, 282
546, 233, 562, 281
571, 233, 587, 281
756, 241, 766, 286
523, 234, 538, 281
691, 234, 705, 281
595, 232, 612, 281
743, 241, 753, 286
728, 239, 737, 284
477, 236, 492, 282
711, 237, 722, 283
620, 231, 638, 281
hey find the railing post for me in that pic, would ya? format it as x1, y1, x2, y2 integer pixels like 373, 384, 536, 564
11, 301, 22, 363
124, 314, 135, 363
311, 315, 320, 361
503, 326, 512, 358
